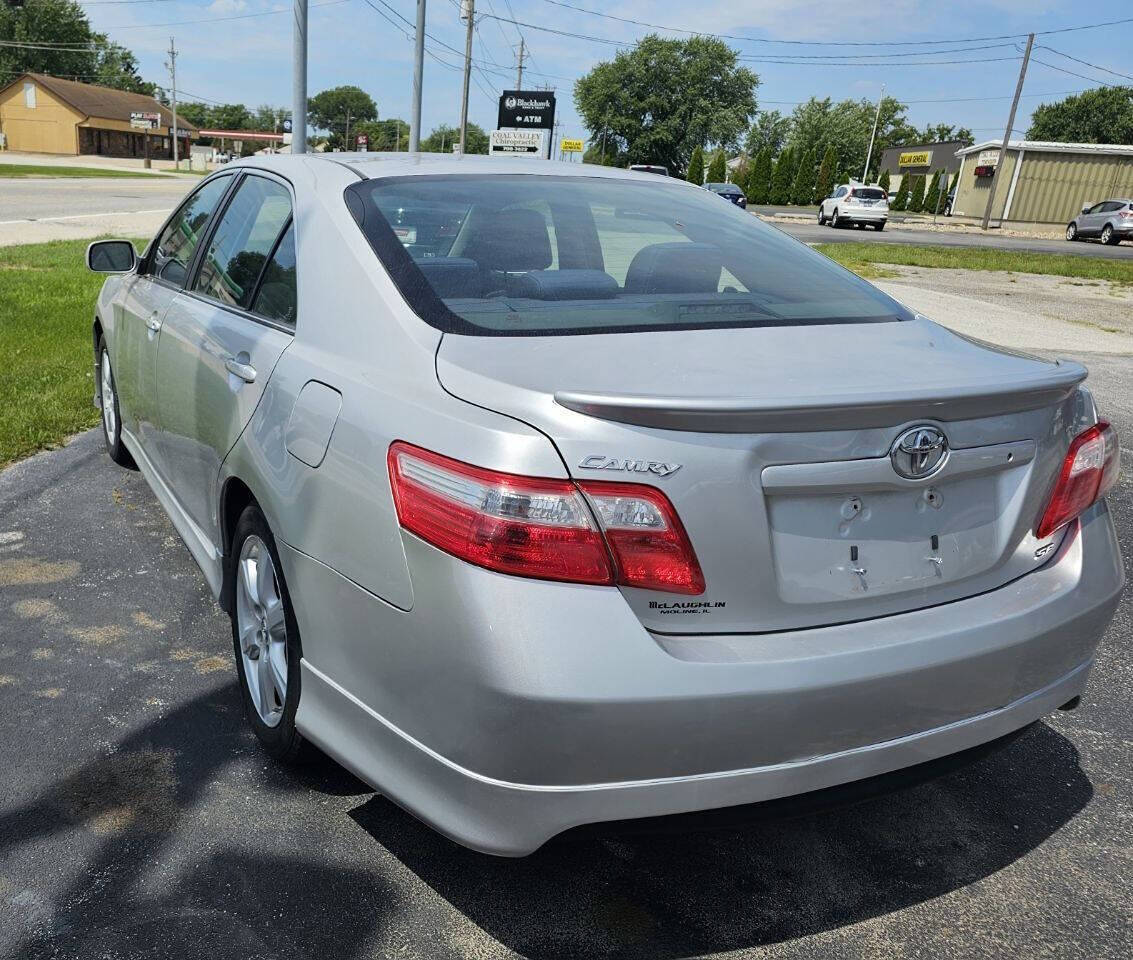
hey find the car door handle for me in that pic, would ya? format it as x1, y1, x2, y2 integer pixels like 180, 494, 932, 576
224, 357, 257, 383
145, 313, 161, 332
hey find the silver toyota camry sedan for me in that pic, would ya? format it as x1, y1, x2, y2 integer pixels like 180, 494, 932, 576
86, 154, 1124, 856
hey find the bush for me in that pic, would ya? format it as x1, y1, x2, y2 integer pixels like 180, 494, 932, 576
687, 146, 705, 184
924, 169, 943, 213
909, 175, 926, 213
791, 148, 816, 206
890, 176, 911, 211
878, 168, 890, 194
706, 148, 727, 183
814, 145, 836, 204
769, 147, 795, 204
747, 146, 772, 203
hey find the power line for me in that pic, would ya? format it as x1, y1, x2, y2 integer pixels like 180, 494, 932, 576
1037, 45, 1133, 83
530, 2, 1133, 48
1030, 56, 1120, 88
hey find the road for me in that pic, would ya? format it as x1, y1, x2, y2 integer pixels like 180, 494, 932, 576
0, 316, 1130, 955
0, 177, 192, 247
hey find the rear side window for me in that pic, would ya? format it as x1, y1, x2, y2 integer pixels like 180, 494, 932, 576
856, 187, 886, 200
251, 222, 297, 326
194, 175, 292, 311
151, 175, 231, 285
348, 174, 911, 337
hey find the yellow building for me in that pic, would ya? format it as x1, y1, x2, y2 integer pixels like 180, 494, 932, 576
0, 73, 197, 158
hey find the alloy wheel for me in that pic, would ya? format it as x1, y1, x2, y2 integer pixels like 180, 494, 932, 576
236, 534, 288, 727
1101, 225, 1114, 245
100, 350, 117, 443
1066, 224, 1077, 241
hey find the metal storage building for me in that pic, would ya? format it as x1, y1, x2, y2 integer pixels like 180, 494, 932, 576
951, 139, 1133, 225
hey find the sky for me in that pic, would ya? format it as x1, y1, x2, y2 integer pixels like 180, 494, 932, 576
80, 0, 1133, 148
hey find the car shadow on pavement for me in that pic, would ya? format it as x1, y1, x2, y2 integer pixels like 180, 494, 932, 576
353, 721, 1092, 959
0, 684, 391, 960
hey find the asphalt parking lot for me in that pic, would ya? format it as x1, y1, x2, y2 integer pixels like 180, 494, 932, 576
1, 357, 1130, 955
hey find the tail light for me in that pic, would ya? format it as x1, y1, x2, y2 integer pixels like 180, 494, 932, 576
1119, 210, 1133, 219
1036, 421, 1120, 538
388, 443, 705, 594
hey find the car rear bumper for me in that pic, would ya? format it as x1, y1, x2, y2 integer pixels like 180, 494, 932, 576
284, 503, 1123, 856
840, 207, 888, 222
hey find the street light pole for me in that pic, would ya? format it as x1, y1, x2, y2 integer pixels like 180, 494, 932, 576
459, 0, 475, 155
982, 33, 1033, 230
861, 82, 884, 183
292, 0, 307, 154
166, 37, 179, 169
409, 0, 426, 152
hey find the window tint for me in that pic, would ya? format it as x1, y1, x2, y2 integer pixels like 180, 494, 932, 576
834, 186, 848, 198
151, 175, 231, 286
1089, 202, 1108, 214
194, 175, 291, 310
857, 187, 886, 200
251, 223, 297, 326
349, 174, 911, 337
1099, 201, 1122, 213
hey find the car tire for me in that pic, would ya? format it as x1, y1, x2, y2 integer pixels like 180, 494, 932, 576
831, 209, 841, 228
229, 503, 313, 764
818, 209, 827, 225
1066, 223, 1078, 241
96, 336, 135, 469
1101, 224, 1118, 245
874, 221, 886, 231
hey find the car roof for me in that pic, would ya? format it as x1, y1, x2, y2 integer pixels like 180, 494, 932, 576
228, 152, 687, 186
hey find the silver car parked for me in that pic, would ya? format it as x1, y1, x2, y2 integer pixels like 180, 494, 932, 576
87, 155, 1124, 856
1066, 198, 1133, 245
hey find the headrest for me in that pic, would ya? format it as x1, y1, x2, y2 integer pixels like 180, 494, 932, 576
623, 242, 722, 294
467, 208, 553, 273
505, 269, 619, 301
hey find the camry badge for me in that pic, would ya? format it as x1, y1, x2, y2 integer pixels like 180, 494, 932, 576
579, 455, 682, 478
891, 425, 948, 480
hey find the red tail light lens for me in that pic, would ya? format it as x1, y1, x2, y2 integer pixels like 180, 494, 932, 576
579, 481, 706, 595
1036, 421, 1119, 538
388, 443, 705, 594
388, 443, 613, 585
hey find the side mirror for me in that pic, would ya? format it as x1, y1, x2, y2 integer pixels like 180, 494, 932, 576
86, 239, 136, 273
1081, 204, 1092, 214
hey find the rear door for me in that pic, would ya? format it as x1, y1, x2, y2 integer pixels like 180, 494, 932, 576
115, 173, 234, 449
154, 171, 297, 544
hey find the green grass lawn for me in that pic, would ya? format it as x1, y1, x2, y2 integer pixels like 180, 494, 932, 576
0, 164, 169, 179
816, 242, 1133, 284
0, 238, 142, 467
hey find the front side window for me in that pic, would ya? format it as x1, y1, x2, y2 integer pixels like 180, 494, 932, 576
194, 175, 292, 311
151, 175, 231, 286
348, 174, 911, 337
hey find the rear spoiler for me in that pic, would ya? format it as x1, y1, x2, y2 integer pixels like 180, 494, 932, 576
554, 362, 1086, 433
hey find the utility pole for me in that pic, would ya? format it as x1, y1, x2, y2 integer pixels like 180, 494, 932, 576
459, 0, 475, 155
862, 82, 884, 184
515, 37, 525, 89
409, 0, 426, 151
982, 33, 1033, 230
166, 37, 179, 169
344, 108, 351, 150
292, 0, 308, 154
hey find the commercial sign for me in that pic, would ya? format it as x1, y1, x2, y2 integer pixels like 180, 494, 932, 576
977, 149, 1000, 166
130, 111, 161, 130
169, 126, 189, 139
356, 134, 368, 150
560, 138, 584, 154
497, 90, 556, 131
489, 129, 546, 157
898, 150, 932, 167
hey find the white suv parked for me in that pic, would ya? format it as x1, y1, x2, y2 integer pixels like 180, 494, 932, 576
818, 183, 888, 230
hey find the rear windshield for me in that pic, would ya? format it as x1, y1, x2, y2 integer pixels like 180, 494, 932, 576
856, 187, 887, 200
347, 174, 911, 337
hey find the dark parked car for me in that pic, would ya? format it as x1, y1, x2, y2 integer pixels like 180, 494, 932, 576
705, 182, 747, 208
1066, 199, 1133, 245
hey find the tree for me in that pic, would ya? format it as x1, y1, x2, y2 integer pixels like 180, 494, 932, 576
687, 145, 705, 184
814, 145, 837, 203
420, 122, 488, 155
890, 176, 911, 211
924, 169, 943, 213
0, 0, 152, 94
769, 147, 795, 205
918, 123, 974, 146
909, 175, 926, 213
1027, 86, 1133, 144
786, 95, 917, 185
744, 109, 791, 156
706, 148, 727, 182
878, 168, 891, 194
574, 34, 758, 176
791, 148, 816, 206
747, 146, 772, 203
731, 156, 750, 189
307, 86, 378, 144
